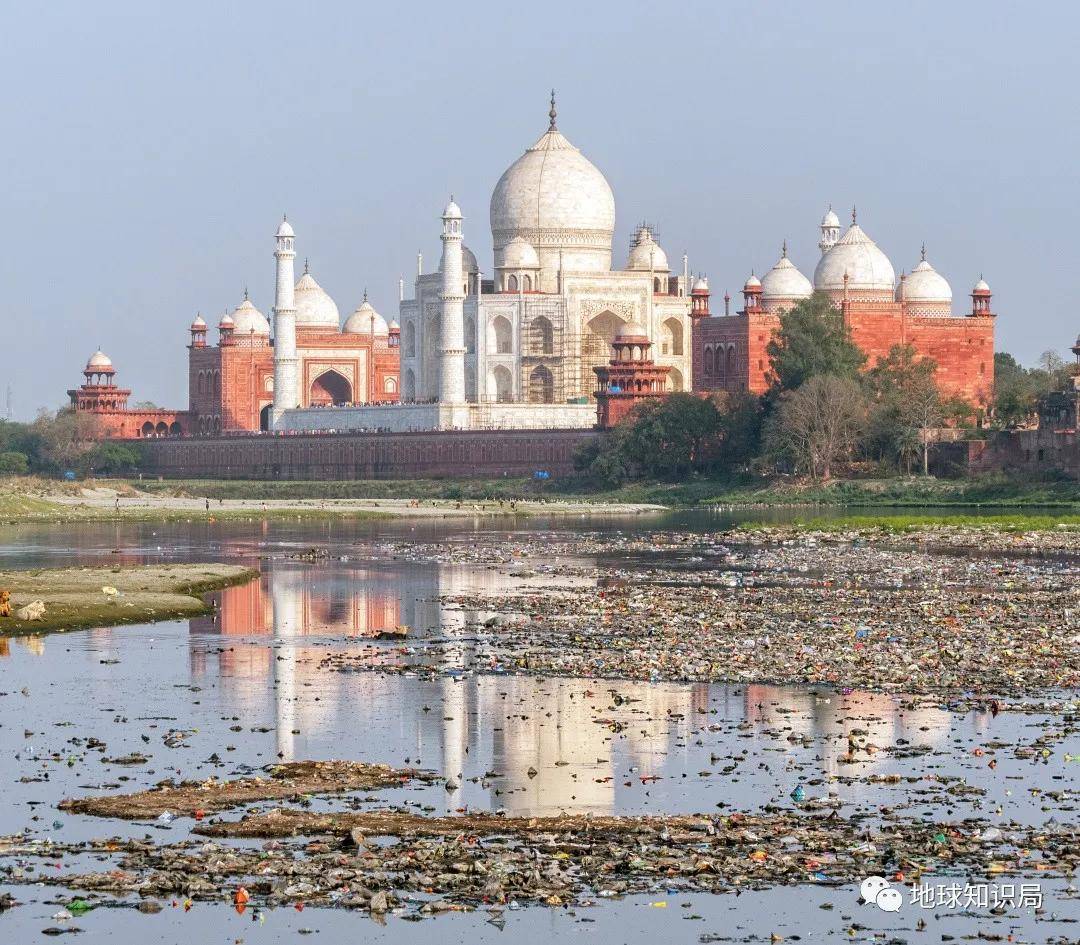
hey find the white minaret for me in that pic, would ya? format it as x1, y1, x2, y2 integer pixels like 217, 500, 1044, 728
272, 217, 298, 424
819, 205, 841, 255
438, 198, 466, 403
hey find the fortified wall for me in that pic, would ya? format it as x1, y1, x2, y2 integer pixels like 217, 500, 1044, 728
136, 429, 600, 480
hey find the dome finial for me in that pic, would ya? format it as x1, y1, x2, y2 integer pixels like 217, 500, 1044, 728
243, 285, 249, 301
304, 258, 310, 275
549, 89, 557, 130
851, 205, 857, 225
363, 286, 368, 303
781, 239, 788, 258
920, 242, 927, 261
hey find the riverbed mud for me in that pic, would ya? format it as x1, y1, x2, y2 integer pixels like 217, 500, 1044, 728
58, 761, 434, 819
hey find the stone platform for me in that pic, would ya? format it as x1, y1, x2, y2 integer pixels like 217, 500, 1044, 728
277, 402, 597, 433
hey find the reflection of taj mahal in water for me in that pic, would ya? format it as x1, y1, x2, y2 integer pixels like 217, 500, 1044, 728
178, 563, 975, 815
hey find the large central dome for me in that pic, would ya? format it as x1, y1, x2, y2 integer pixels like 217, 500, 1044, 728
490, 101, 615, 290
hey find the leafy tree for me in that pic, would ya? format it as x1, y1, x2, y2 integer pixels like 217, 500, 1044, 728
764, 374, 867, 480
620, 394, 724, 480
81, 442, 141, 476
30, 408, 100, 474
0, 451, 29, 474
864, 345, 943, 474
992, 352, 1035, 426
765, 292, 866, 395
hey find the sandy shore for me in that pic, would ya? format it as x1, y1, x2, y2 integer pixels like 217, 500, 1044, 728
51, 489, 665, 520
0, 562, 257, 635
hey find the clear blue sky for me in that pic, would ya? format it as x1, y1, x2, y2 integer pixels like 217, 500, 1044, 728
4, 0, 1077, 419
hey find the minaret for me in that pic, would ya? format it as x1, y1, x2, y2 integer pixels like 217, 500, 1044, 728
438, 198, 466, 403
272, 217, 298, 424
819, 205, 841, 255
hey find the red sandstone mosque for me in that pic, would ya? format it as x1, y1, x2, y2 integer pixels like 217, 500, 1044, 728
70, 262, 401, 438
692, 208, 996, 412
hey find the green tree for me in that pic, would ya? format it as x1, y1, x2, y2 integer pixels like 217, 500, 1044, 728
621, 393, 724, 479
0, 451, 29, 474
864, 345, 943, 474
30, 408, 100, 474
765, 292, 866, 395
81, 442, 141, 476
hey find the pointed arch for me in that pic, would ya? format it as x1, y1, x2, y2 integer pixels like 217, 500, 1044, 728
403, 368, 416, 401
662, 316, 684, 356
530, 315, 554, 355
584, 310, 627, 364
403, 321, 416, 358
528, 364, 554, 403
490, 315, 513, 354
488, 365, 513, 402
668, 367, 684, 392
309, 369, 352, 406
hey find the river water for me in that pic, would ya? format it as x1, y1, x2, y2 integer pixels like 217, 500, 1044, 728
0, 512, 1077, 943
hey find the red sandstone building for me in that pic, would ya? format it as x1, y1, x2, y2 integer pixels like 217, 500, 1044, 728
692, 210, 995, 412
594, 324, 672, 427
69, 271, 401, 438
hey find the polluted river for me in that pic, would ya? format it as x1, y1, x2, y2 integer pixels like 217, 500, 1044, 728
0, 510, 1077, 944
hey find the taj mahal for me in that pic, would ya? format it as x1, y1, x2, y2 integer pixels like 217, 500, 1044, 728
275, 93, 693, 433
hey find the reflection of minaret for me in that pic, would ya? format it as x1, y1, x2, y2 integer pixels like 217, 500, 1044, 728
272, 571, 305, 761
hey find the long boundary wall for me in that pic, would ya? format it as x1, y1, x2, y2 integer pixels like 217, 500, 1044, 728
135, 428, 601, 480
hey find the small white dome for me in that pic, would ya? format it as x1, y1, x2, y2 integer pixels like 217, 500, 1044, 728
821, 207, 840, 228
231, 296, 271, 335
190, 314, 207, 329
761, 248, 812, 301
443, 199, 462, 219
86, 349, 113, 370
218, 312, 235, 328
813, 222, 895, 294
744, 273, 761, 289
627, 227, 669, 271
276, 218, 295, 238
692, 276, 709, 292
389, 319, 400, 330
499, 237, 540, 269
901, 256, 952, 304
294, 268, 340, 329
343, 299, 389, 335
973, 278, 991, 293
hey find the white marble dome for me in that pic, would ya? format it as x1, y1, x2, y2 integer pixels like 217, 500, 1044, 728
86, 349, 113, 371
744, 273, 761, 289
973, 278, 991, 293
489, 122, 615, 261
294, 268, 340, 329
761, 248, 812, 301
821, 207, 840, 229
276, 218, 294, 239
692, 276, 709, 292
499, 237, 540, 269
231, 296, 271, 335
814, 222, 895, 294
615, 322, 649, 340
900, 256, 952, 304
343, 299, 389, 335
190, 314, 207, 330
627, 227, 669, 271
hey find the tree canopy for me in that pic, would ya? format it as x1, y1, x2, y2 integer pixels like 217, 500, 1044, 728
765, 292, 866, 394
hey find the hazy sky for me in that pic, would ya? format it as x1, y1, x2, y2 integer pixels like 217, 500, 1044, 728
4, 0, 1078, 419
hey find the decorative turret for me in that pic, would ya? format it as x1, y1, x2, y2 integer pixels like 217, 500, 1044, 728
819, 205, 841, 255
970, 276, 994, 317
741, 272, 763, 314
189, 313, 207, 348
272, 215, 299, 424
438, 198, 467, 403
594, 325, 672, 428
690, 276, 711, 319
218, 311, 235, 344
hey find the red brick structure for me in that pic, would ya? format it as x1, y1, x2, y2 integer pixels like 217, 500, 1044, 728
594, 325, 672, 428
67, 350, 191, 438
693, 214, 996, 413
137, 428, 599, 480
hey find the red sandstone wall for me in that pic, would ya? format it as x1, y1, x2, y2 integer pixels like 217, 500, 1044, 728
136, 429, 600, 480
